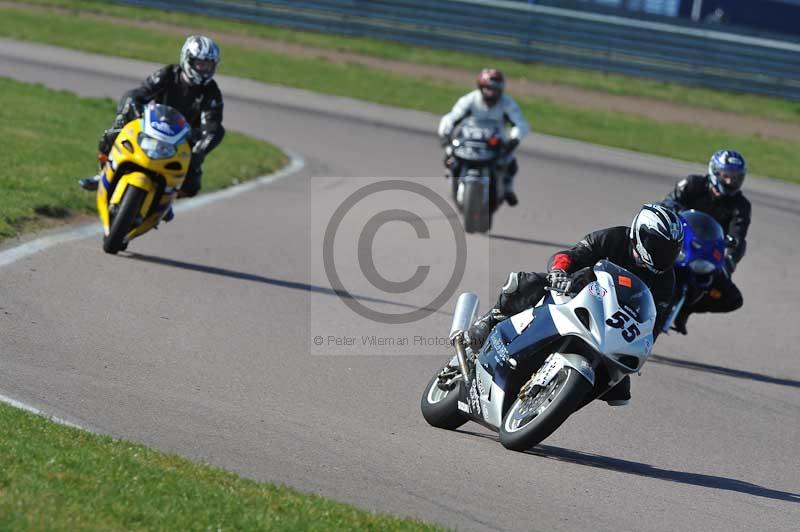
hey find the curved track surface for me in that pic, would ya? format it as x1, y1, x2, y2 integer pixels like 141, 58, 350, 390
1, 40, 799, 531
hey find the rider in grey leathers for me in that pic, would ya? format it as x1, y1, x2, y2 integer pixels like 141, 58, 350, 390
438, 68, 529, 206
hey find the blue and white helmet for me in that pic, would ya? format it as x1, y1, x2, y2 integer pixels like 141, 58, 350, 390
180, 35, 220, 86
630, 204, 684, 273
708, 149, 746, 196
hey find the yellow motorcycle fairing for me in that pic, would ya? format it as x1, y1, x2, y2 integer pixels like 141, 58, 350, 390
96, 115, 191, 238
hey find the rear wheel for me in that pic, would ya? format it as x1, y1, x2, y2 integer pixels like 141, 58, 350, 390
103, 186, 145, 254
499, 367, 592, 451
420, 367, 467, 430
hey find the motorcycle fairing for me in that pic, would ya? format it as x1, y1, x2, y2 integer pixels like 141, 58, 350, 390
460, 260, 655, 428
452, 117, 503, 163
457, 306, 560, 428
675, 210, 726, 289
663, 211, 727, 332
97, 107, 190, 237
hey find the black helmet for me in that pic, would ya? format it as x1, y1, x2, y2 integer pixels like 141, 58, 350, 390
629, 204, 684, 273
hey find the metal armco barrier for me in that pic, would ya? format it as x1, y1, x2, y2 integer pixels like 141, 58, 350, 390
114, 0, 800, 100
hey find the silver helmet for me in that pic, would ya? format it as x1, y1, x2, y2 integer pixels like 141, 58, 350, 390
180, 35, 220, 86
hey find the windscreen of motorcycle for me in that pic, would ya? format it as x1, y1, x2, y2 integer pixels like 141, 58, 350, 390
678, 210, 726, 271
548, 260, 656, 369
142, 103, 190, 145
585, 260, 656, 367
452, 117, 502, 162
593, 260, 656, 326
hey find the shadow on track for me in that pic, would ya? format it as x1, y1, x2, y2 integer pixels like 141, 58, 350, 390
124, 252, 449, 316
488, 234, 570, 248
527, 444, 800, 503
650, 353, 800, 389
456, 430, 799, 503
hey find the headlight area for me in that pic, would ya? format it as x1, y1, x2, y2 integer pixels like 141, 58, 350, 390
689, 259, 716, 275
137, 133, 177, 159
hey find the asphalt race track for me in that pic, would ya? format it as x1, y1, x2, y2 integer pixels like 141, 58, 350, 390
1, 39, 799, 531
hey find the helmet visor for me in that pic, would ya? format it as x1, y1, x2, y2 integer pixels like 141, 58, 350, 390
190, 58, 216, 78
480, 86, 501, 103
717, 170, 744, 193
639, 228, 682, 272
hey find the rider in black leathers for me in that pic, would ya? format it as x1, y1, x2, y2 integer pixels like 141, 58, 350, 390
79, 35, 225, 203
660, 149, 751, 334
466, 205, 684, 406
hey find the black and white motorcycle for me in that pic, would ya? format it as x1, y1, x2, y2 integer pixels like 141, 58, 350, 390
445, 117, 507, 234
421, 260, 656, 451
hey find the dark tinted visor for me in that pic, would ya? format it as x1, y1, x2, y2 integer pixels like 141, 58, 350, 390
718, 170, 744, 192
190, 58, 216, 74
639, 228, 681, 272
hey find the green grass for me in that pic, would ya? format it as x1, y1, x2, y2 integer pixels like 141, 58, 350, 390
1, 5, 797, 185
0, 402, 441, 530
0, 77, 286, 239
9, 0, 800, 123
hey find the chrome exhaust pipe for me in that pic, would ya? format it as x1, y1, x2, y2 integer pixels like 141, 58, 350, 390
450, 292, 480, 380
449, 292, 480, 339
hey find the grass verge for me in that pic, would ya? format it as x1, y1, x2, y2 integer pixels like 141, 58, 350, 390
0, 402, 441, 530
0, 77, 286, 240
0, 5, 797, 184
8, 0, 800, 123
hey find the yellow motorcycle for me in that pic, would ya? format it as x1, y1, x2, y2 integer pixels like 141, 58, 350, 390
97, 103, 191, 254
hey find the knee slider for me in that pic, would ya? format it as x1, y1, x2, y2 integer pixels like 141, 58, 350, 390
501, 272, 520, 294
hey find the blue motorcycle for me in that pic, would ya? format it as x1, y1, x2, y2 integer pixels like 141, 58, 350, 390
662, 209, 729, 334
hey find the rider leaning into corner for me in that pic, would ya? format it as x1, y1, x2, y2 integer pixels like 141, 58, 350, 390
466, 204, 684, 407
79, 35, 225, 220
438, 68, 529, 207
659, 149, 751, 335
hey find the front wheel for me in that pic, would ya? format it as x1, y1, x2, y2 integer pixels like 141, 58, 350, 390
420, 368, 467, 430
499, 367, 592, 451
462, 180, 487, 234
103, 186, 145, 254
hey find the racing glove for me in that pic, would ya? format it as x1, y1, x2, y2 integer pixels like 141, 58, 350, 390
547, 269, 572, 293
504, 137, 520, 154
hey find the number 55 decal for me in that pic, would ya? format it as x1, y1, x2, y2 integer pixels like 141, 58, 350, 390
605, 310, 640, 343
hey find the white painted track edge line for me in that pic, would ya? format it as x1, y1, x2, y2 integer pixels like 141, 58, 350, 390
0, 149, 305, 269
0, 150, 304, 429
0, 392, 88, 431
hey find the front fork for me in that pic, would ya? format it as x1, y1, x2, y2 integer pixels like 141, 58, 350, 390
451, 334, 473, 385
518, 340, 597, 401
662, 285, 687, 333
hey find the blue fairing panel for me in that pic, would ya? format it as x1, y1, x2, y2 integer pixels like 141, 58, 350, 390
477, 306, 560, 390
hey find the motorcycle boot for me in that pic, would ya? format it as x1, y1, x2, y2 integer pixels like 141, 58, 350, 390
467, 308, 507, 351
502, 157, 519, 206
671, 308, 690, 335
79, 153, 108, 191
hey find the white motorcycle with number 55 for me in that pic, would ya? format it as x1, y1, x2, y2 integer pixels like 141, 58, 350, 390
421, 260, 656, 451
